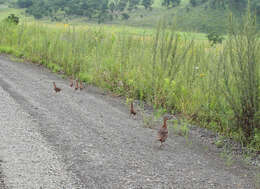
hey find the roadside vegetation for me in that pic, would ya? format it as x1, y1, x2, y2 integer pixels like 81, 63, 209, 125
0, 5, 259, 151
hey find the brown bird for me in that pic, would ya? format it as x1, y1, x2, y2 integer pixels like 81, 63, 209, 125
70, 77, 74, 87
53, 82, 61, 93
157, 115, 175, 147
130, 102, 137, 118
80, 81, 84, 91
75, 80, 79, 90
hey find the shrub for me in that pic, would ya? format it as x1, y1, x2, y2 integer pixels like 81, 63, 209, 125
219, 10, 260, 141
4, 14, 19, 25
207, 32, 224, 46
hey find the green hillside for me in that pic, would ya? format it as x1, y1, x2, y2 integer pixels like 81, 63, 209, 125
106, 0, 252, 34
1, 0, 259, 33
0, 4, 23, 20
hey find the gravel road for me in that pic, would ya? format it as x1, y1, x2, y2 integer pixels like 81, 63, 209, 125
0, 55, 259, 189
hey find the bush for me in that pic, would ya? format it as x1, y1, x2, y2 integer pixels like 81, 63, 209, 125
207, 32, 224, 46
219, 10, 260, 141
17, 0, 33, 8
121, 13, 130, 20
4, 14, 19, 25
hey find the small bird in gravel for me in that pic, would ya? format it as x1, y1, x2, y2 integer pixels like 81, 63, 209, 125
130, 102, 137, 119
53, 82, 61, 93
75, 80, 79, 90
80, 81, 84, 91
158, 115, 175, 147
70, 77, 74, 87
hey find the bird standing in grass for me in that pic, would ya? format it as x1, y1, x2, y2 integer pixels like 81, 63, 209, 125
75, 80, 79, 90
53, 82, 61, 93
157, 115, 175, 147
130, 102, 137, 119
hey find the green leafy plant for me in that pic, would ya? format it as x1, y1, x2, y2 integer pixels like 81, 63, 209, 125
4, 14, 19, 25
207, 32, 224, 46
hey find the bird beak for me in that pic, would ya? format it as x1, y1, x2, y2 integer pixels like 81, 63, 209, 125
169, 115, 177, 120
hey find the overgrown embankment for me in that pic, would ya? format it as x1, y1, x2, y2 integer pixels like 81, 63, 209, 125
0, 14, 259, 150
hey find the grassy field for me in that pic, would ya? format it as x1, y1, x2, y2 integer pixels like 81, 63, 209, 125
0, 7, 259, 151
0, 6, 24, 20
0, 6, 208, 40
103, 0, 231, 34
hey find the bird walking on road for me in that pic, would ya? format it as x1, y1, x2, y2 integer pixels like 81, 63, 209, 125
157, 115, 175, 147
75, 80, 79, 90
70, 77, 74, 87
130, 102, 137, 119
80, 81, 84, 91
53, 82, 61, 93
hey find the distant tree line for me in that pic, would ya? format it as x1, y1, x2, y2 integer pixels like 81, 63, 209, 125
188, 0, 260, 16
16, 0, 155, 22
13, 0, 260, 22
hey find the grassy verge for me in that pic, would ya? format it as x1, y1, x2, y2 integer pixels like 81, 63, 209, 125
0, 7, 25, 21
0, 16, 259, 151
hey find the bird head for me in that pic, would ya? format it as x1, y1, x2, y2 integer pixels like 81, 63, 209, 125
163, 114, 177, 121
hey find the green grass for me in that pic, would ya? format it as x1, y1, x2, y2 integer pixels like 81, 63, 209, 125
175, 5, 229, 34
0, 7, 24, 21
0, 4, 216, 39
102, 0, 231, 34
0, 6, 208, 40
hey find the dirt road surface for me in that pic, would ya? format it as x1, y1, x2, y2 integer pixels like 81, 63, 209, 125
0, 55, 259, 189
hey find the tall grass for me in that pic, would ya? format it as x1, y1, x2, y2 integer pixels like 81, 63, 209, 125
219, 10, 260, 142
0, 13, 259, 150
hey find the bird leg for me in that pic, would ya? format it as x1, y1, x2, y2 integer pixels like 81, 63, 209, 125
159, 142, 164, 149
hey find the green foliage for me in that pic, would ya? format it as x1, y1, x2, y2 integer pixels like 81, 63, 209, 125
25, 0, 46, 19
47, 63, 61, 73
162, 0, 181, 8
219, 9, 260, 141
0, 46, 15, 54
18, 0, 143, 21
22, 0, 110, 20
128, 0, 140, 11
252, 129, 260, 151
4, 14, 19, 25
215, 140, 224, 148
121, 13, 130, 20
207, 32, 224, 46
79, 72, 93, 83
190, 0, 197, 7
141, 0, 153, 10
17, 0, 32, 8
175, 123, 189, 137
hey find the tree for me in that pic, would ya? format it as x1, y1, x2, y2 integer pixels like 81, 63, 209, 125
121, 12, 129, 20
162, 0, 180, 8
117, 0, 128, 11
4, 14, 19, 24
17, 0, 33, 8
142, 0, 153, 9
109, 1, 116, 13
207, 32, 224, 46
128, 0, 140, 11
190, 0, 197, 7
